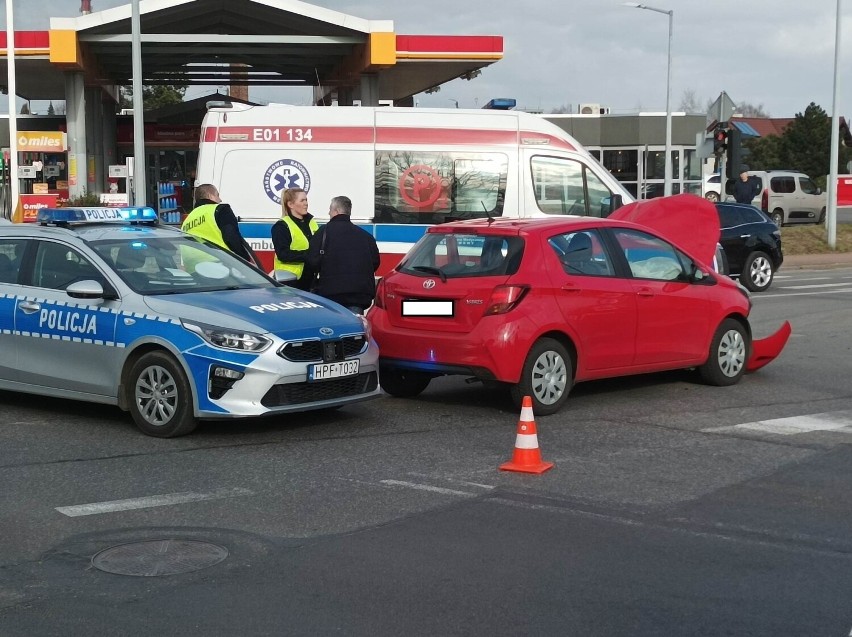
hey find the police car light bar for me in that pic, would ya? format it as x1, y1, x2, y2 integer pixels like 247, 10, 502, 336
37, 207, 159, 226
118, 206, 159, 223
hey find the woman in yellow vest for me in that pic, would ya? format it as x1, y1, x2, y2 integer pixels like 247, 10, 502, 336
271, 188, 319, 291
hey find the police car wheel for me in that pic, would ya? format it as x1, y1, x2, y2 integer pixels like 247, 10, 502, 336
127, 352, 197, 437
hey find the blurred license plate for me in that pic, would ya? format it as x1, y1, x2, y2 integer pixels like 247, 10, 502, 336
402, 300, 453, 317
309, 360, 359, 381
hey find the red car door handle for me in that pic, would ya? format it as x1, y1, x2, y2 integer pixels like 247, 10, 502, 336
636, 288, 654, 297
561, 284, 581, 293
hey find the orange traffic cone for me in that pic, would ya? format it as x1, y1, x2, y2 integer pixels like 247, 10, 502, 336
499, 396, 554, 474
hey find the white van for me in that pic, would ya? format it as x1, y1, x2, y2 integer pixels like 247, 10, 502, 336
196, 103, 633, 274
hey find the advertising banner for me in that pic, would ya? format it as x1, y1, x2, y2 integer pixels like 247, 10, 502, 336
837, 176, 852, 206
16, 131, 67, 153
14, 194, 59, 223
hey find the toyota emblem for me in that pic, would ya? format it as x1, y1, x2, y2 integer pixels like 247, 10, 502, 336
319, 327, 334, 336
423, 279, 436, 289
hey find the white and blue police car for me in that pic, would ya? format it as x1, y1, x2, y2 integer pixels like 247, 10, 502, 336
0, 207, 380, 437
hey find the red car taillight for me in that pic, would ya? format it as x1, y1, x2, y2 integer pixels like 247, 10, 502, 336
484, 285, 529, 315
374, 278, 386, 309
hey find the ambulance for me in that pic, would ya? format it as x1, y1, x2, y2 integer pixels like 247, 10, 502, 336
196, 102, 634, 275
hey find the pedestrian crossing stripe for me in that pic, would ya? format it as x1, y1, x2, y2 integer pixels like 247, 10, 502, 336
704, 411, 852, 436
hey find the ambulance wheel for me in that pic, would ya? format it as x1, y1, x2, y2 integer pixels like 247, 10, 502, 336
510, 338, 573, 416
127, 351, 198, 437
380, 368, 431, 398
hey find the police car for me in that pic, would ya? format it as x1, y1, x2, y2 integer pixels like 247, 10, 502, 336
0, 207, 380, 437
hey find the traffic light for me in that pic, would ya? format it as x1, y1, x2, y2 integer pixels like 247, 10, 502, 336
726, 127, 744, 178
713, 127, 728, 156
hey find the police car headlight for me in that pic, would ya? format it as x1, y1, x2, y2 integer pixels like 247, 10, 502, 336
182, 320, 271, 352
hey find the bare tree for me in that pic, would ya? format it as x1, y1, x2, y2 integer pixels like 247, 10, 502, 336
734, 102, 770, 118
550, 104, 573, 114
678, 89, 704, 114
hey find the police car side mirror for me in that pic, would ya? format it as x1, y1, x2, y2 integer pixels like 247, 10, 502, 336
67, 280, 108, 300
273, 270, 297, 284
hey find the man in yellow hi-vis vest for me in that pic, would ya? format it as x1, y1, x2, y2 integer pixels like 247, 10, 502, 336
271, 188, 318, 291
181, 184, 254, 264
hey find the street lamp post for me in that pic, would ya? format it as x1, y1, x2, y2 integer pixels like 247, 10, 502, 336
624, 3, 674, 197
6, 0, 19, 219
827, 0, 843, 249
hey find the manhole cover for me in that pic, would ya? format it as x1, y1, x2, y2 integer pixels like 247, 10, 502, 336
92, 539, 229, 577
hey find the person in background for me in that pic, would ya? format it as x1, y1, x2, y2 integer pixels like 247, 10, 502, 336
181, 183, 254, 263
307, 195, 380, 314
271, 188, 318, 291
733, 165, 760, 204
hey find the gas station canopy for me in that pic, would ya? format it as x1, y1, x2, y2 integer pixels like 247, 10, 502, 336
0, 0, 503, 104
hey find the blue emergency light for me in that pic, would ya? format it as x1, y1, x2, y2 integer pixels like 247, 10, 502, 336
118, 206, 159, 223
481, 98, 516, 110
37, 206, 158, 226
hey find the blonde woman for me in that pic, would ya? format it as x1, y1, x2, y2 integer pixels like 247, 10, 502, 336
271, 188, 318, 290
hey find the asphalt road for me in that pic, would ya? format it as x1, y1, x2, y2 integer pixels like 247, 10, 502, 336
1, 266, 852, 636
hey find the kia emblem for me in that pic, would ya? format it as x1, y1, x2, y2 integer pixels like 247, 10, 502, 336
423, 279, 436, 289
320, 327, 334, 336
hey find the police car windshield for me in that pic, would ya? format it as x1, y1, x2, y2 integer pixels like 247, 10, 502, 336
90, 235, 272, 295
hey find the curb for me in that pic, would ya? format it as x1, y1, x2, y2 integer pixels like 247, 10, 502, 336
781, 253, 852, 270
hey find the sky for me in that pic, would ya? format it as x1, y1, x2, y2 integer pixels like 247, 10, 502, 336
3, 0, 852, 119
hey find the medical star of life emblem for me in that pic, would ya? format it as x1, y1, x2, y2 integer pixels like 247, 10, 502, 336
263, 159, 311, 205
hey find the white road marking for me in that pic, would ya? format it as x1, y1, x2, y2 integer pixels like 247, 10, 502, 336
757, 287, 852, 299
774, 276, 831, 281
55, 487, 254, 517
380, 480, 476, 497
703, 411, 852, 436
783, 283, 852, 290
455, 480, 497, 490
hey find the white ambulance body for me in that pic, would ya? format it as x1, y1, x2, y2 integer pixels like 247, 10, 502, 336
196, 103, 633, 274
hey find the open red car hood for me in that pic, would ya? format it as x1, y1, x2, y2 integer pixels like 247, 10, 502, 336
610, 194, 720, 267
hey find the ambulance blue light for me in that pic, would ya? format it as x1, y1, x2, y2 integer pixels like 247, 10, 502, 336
482, 98, 516, 110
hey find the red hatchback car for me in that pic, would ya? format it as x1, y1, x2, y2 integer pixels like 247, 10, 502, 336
367, 197, 788, 415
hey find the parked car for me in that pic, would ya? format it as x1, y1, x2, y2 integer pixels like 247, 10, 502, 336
368, 195, 789, 415
715, 203, 783, 292
714, 202, 783, 292
725, 170, 826, 226
0, 207, 381, 437
703, 174, 722, 202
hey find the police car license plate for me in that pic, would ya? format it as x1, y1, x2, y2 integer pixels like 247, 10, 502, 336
309, 360, 359, 381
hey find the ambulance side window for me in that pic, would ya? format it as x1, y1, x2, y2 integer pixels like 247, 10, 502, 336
375, 151, 508, 224
531, 156, 615, 217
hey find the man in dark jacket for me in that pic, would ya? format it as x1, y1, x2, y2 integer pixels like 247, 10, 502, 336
307, 196, 380, 314
733, 165, 760, 204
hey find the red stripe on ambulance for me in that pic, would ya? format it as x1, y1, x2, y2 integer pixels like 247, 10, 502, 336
205, 126, 574, 150
206, 126, 374, 143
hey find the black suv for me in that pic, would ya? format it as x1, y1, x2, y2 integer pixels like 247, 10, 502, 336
715, 202, 783, 292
